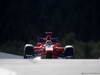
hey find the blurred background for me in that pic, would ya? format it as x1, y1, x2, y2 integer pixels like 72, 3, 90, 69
0, 0, 100, 58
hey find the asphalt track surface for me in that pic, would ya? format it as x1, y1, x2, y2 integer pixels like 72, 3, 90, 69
0, 52, 100, 75
0, 52, 23, 59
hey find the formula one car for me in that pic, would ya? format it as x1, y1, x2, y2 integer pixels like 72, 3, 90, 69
24, 32, 74, 59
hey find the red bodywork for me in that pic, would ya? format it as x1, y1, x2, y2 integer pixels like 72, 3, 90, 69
32, 32, 64, 58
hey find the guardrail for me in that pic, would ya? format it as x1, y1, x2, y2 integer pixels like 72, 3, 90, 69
81, 72, 100, 75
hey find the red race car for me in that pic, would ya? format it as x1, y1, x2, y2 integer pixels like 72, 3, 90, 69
24, 32, 74, 59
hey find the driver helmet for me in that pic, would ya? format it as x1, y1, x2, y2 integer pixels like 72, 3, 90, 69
46, 40, 52, 45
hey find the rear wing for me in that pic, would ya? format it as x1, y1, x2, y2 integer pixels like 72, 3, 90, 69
45, 32, 52, 35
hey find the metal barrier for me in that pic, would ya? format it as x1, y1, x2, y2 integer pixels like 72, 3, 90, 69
81, 72, 100, 75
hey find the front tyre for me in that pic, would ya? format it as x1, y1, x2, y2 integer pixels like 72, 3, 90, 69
63, 45, 74, 59
24, 44, 34, 59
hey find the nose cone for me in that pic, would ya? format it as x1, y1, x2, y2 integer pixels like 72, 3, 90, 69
33, 56, 41, 61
